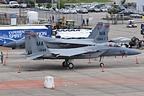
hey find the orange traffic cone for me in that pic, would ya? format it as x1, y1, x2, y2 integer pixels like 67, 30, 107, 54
101, 65, 104, 72
3, 58, 6, 66
5, 50, 8, 58
136, 56, 139, 64
88, 58, 90, 64
18, 65, 21, 73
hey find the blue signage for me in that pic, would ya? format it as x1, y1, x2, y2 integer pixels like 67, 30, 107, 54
10, 14, 16, 18
0, 25, 52, 46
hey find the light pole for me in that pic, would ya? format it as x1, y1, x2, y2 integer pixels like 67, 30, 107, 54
34, 0, 36, 9
58, 0, 60, 9
58, 0, 60, 19
19, 0, 22, 17
51, 0, 54, 8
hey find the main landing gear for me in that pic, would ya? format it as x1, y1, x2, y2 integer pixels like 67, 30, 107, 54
62, 59, 74, 69
62, 58, 104, 69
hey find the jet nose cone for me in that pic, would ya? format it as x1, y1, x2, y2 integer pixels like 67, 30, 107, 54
126, 49, 141, 55
3, 42, 16, 48
133, 51, 141, 55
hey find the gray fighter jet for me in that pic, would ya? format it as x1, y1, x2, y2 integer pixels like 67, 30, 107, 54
24, 31, 141, 69
3, 22, 108, 49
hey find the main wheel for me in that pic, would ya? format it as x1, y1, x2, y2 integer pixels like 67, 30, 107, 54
62, 61, 67, 67
100, 63, 104, 67
68, 63, 74, 69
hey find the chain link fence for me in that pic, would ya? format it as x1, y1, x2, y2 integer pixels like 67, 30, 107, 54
0, 12, 27, 25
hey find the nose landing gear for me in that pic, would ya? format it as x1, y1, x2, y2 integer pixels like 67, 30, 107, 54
100, 63, 104, 67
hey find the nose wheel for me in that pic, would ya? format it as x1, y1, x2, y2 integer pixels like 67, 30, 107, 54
100, 63, 104, 67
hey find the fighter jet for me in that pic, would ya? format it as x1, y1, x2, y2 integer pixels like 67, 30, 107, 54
109, 37, 131, 47
110, 37, 131, 43
24, 31, 141, 69
3, 22, 107, 49
3, 22, 131, 49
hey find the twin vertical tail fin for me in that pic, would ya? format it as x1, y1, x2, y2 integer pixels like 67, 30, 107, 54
24, 22, 109, 56
87, 22, 103, 39
25, 31, 51, 55
93, 23, 110, 43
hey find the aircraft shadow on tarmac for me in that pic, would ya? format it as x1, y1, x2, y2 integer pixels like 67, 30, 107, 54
22, 62, 141, 71
24, 64, 100, 71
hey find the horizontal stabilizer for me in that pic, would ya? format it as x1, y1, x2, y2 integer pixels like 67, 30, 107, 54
27, 53, 44, 60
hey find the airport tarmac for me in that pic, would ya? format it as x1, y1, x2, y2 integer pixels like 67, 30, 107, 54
0, 21, 144, 96
0, 45, 144, 96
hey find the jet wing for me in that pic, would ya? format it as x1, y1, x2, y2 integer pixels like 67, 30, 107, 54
41, 37, 95, 45
48, 40, 96, 45
26, 46, 109, 59
50, 46, 108, 57
110, 37, 131, 43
